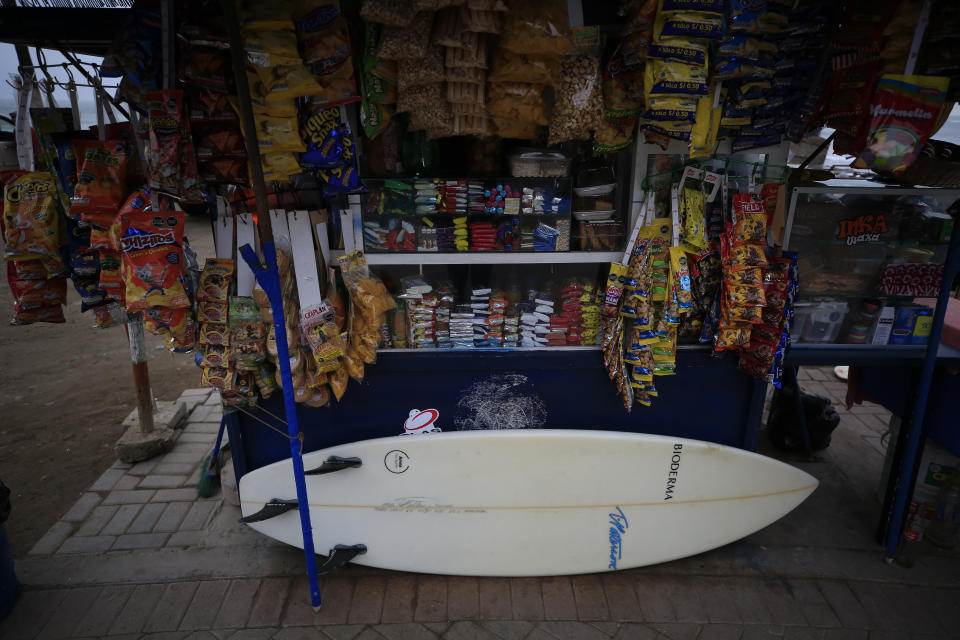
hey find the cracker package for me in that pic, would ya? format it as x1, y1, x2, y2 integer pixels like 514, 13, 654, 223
119, 211, 191, 310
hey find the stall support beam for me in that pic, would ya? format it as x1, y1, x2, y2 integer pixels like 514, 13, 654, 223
221, 0, 323, 610
883, 217, 960, 559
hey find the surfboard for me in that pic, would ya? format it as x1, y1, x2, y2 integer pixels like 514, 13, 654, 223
238, 430, 818, 576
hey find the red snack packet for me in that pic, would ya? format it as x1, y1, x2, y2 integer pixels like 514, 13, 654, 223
852, 74, 951, 175
70, 141, 128, 228
120, 211, 190, 310
98, 250, 125, 301
11, 303, 65, 325
147, 90, 184, 195
8, 276, 67, 309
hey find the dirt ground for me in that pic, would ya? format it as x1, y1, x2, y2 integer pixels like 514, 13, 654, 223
0, 215, 215, 557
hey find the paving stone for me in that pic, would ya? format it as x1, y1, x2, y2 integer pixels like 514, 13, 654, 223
88, 467, 127, 492
160, 452, 210, 465
602, 575, 642, 623
155, 461, 200, 474
788, 580, 841, 628
572, 575, 610, 622
168, 530, 205, 547
697, 579, 743, 624
226, 630, 276, 640
143, 582, 201, 633
590, 621, 620, 636
422, 623, 450, 635
611, 623, 663, 639
447, 577, 480, 621
478, 578, 512, 620
371, 623, 438, 639
525, 629, 558, 640
109, 582, 167, 635
171, 442, 217, 456
112, 459, 135, 470
73, 584, 135, 637
212, 578, 261, 629
113, 532, 170, 550
29, 520, 73, 555
783, 629, 827, 640
129, 459, 159, 476
806, 368, 829, 381
730, 581, 777, 625
104, 489, 157, 505
181, 500, 217, 530
75, 504, 118, 536
479, 620, 534, 640
816, 581, 871, 629
0, 588, 68, 639
176, 432, 217, 444
750, 581, 807, 627
741, 626, 786, 639
154, 487, 202, 502
141, 474, 190, 489
128, 502, 169, 533
180, 581, 231, 630
115, 474, 141, 490
381, 575, 417, 624
822, 631, 867, 640
537, 620, 610, 639
347, 576, 387, 625
849, 583, 941, 635
102, 504, 144, 535
155, 501, 192, 532
313, 577, 355, 625
444, 620, 500, 639
36, 585, 101, 639
644, 622, 701, 640
61, 492, 101, 522
58, 534, 116, 554
280, 577, 319, 628
272, 628, 329, 640
182, 388, 213, 397
246, 577, 290, 628
698, 624, 746, 640
186, 421, 224, 434
541, 577, 576, 621
631, 575, 676, 622
509, 578, 544, 621
414, 576, 448, 622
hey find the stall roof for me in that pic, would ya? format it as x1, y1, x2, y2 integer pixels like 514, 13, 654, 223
0, 7, 131, 56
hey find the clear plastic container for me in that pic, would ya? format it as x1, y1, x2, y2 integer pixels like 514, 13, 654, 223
802, 300, 849, 343
509, 149, 571, 177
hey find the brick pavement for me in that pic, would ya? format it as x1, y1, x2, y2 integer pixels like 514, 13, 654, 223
2, 369, 959, 640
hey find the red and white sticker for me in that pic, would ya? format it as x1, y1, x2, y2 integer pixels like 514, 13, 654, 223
403, 409, 441, 435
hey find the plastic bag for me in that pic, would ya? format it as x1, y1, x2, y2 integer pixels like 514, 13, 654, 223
493, 117, 541, 139
487, 83, 547, 124
244, 29, 302, 68
120, 210, 190, 310
488, 50, 559, 85
445, 32, 488, 68
501, 0, 571, 56
296, 0, 361, 108
255, 64, 325, 99
360, 0, 415, 26
396, 83, 445, 113
377, 12, 434, 60
70, 141, 128, 228
460, 5, 502, 33
253, 114, 307, 152
397, 44, 445, 91
549, 54, 604, 144
3, 172, 63, 263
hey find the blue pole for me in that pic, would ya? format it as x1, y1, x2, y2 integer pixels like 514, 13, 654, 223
884, 218, 960, 558
241, 242, 322, 609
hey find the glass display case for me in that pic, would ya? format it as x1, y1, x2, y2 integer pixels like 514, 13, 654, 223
784, 181, 960, 347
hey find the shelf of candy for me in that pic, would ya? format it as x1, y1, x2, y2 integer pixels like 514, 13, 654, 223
382, 273, 603, 351
360, 178, 571, 254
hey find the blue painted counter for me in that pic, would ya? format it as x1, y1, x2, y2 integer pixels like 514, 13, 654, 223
227, 347, 766, 479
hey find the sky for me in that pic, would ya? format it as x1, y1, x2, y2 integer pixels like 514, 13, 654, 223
0, 43, 119, 128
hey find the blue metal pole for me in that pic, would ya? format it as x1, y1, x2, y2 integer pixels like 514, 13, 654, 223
884, 217, 960, 558
241, 243, 322, 609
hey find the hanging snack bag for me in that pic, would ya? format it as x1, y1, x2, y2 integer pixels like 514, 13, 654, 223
301, 300, 344, 372
146, 90, 185, 195
300, 105, 347, 168
198, 258, 235, 302
120, 210, 190, 310
500, 0, 571, 56
295, 1, 360, 107
852, 75, 950, 175
3, 172, 62, 264
70, 141, 128, 228
228, 296, 267, 368
488, 50, 559, 86
253, 114, 307, 153
549, 51, 605, 144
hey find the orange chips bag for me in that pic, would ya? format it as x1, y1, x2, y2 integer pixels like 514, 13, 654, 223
3, 172, 62, 263
119, 211, 190, 310
70, 140, 128, 228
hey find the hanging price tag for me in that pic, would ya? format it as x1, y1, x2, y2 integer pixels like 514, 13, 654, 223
621, 196, 648, 265
645, 191, 655, 225
670, 185, 681, 248
703, 170, 722, 202
676, 165, 704, 195
721, 174, 730, 224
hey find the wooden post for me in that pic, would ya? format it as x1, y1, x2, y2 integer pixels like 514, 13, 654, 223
127, 315, 155, 435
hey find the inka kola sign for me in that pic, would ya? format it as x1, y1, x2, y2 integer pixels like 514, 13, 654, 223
836, 214, 888, 246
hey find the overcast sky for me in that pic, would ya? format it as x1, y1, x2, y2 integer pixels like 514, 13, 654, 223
0, 43, 118, 127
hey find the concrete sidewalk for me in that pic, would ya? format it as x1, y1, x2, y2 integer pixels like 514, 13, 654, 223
2, 369, 959, 640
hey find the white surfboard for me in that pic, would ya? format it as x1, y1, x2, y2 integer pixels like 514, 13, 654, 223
238, 430, 817, 576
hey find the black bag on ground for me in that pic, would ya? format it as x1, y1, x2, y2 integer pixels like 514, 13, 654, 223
767, 387, 840, 451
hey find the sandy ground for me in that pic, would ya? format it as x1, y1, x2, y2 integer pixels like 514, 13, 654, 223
0, 215, 215, 557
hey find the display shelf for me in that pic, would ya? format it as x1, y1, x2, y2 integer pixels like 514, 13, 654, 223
365, 251, 622, 265
786, 342, 960, 366
377, 344, 713, 354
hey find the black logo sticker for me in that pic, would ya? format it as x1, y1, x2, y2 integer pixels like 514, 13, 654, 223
384, 449, 410, 474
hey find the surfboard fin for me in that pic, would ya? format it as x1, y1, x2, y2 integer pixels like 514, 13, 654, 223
318, 544, 367, 575
304, 456, 362, 475
239, 498, 299, 523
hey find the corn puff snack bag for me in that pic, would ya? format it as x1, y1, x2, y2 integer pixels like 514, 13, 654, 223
119, 211, 190, 310
680, 186, 708, 253
301, 300, 344, 373
3, 172, 62, 264
198, 258, 234, 302
70, 141, 128, 228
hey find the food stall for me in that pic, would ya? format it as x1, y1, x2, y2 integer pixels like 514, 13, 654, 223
2, 0, 960, 604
